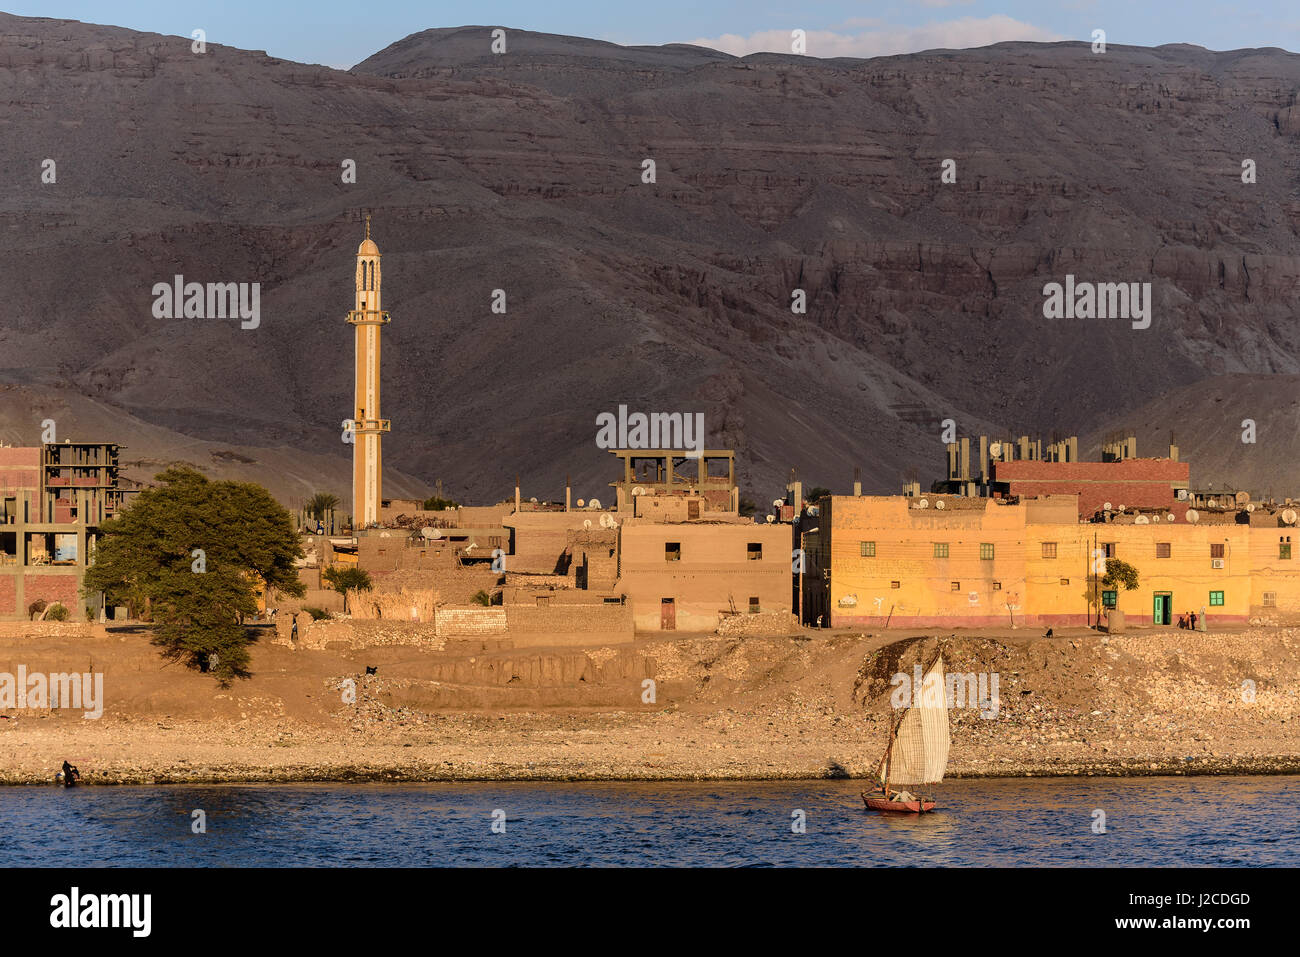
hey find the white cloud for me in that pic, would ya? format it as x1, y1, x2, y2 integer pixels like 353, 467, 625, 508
689, 15, 1064, 59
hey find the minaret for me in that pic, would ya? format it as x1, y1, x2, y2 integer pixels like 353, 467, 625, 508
347, 215, 390, 528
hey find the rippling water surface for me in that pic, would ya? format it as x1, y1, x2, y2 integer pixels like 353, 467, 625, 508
2, 776, 1295, 866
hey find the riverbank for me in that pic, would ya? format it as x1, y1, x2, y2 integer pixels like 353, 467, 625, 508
1, 624, 1297, 784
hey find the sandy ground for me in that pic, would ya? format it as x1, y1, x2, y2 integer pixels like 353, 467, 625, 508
1, 624, 1297, 784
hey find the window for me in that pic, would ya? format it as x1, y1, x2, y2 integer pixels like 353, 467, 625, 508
747, 543, 762, 561
1060, 578, 1070, 586
536, 596, 551, 607
1156, 542, 1171, 558
1103, 542, 1116, 558
993, 581, 1002, 591
934, 543, 950, 558
1263, 592, 1277, 607
748, 597, 760, 614
665, 542, 681, 562
951, 581, 960, 591
1281, 543, 1292, 561
980, 543, 995, 560
890, 581, 900, 589
1209, 591, 1224, 607
1210, 544, 1225, 558
860, 541, 876, 557
1102, 590, 1117, 608
1042, 542, 1057, 559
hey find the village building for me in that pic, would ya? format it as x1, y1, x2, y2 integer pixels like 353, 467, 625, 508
802, 489, 1300, 629
0, 441, 132, 621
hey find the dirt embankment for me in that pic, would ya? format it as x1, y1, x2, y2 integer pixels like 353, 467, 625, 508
0, 624, 1297, 784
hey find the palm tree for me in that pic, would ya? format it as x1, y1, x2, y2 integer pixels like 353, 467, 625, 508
306, 492, 340, 521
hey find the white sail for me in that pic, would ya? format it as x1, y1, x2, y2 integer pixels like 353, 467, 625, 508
887, 656, 950, 786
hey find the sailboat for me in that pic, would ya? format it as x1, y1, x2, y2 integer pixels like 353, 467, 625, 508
862, 651, 950, 814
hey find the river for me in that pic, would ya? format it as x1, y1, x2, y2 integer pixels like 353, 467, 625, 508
2, 775, 1295, 866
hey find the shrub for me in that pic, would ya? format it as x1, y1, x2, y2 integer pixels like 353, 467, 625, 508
471, 589, 492, 607
46, 603, 70, 622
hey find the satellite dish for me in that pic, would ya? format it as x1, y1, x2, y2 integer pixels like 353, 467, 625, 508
1135, 515, 1150, 525
599, 513, 615, 529
807, 505, 820, 517
583, 519, 592, 529
1177, 489, 1189, 500
1185, 509, 1200, 524
420, 527, 435, 539
916, 498, 929, 509
773, 499, 784, 508
1167, 513, 1176, 522
1247, 504, 1256, 513
934, 500, 946, 510
1103, 502, 1113, 511
1236, 491, 1251, 505
1151, 514, 1160, 522
588, 498, 601, 509
576, 498, 585, 508
1118, 505, 1126, 512
1207, 498, 1217, 508
1284, 509, 1298, 526
989, 442, 1003, 458
765, 515, 775, 524
632, 487, 645, 496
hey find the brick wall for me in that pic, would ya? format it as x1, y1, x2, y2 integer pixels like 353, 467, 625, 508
994, 459, 1188, 518
23, 573, 80, 614
435, 607, 508, 636
0, 575, 15, 616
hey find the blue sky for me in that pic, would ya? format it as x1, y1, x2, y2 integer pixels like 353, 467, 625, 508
7, 1, 1298, 68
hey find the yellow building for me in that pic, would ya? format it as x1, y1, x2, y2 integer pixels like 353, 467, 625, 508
802, 493, 1298, 628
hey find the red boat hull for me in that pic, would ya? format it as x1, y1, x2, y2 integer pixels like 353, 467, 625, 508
863, 794, 935, 814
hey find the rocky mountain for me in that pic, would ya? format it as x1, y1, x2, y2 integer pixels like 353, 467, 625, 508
1, 15, 1298, 506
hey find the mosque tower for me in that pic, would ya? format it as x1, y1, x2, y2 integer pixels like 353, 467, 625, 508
347, 215, 390, 528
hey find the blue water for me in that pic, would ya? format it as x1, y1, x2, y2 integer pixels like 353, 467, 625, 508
1, 775, 1295, 866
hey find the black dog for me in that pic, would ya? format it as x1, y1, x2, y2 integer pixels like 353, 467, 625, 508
1044, 628, 1054, 638
365, 666, 378, 675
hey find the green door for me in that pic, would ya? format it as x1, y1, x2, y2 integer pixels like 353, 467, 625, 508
1153, 592, 1172, 625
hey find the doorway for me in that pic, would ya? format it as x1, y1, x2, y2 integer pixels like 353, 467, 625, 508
660, 598, 675, 630
1153, 592, 1172, 625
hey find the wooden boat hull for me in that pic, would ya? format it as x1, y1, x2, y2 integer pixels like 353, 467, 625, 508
863, 793, 935, 814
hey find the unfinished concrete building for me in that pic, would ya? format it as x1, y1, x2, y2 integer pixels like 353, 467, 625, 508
0, 441, 132, 621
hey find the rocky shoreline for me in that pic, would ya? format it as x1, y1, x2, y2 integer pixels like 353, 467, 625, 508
3, 626, 1297, 787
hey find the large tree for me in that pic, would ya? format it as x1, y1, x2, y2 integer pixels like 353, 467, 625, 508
84, 466, 304, 685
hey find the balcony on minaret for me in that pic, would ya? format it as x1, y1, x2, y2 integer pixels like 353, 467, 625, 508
346, 309, 390, 326
351, 417, 391, 434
